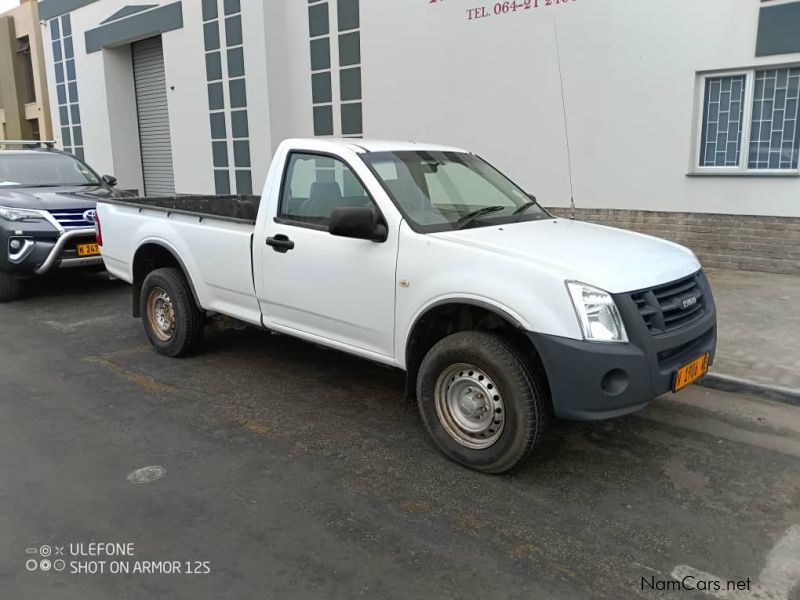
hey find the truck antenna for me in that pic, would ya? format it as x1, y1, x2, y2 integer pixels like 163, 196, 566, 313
553, 17, 575, 220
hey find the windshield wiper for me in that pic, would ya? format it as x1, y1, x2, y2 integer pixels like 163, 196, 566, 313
455, 205, 506, 230
512, 200, 538, 215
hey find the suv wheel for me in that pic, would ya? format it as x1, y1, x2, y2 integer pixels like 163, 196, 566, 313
0, 271, 22, 303
417, 331, 548, 473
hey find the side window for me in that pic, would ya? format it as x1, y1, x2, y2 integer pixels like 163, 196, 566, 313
279, 153, 374, 228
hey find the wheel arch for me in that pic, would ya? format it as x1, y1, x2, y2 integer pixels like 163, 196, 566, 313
403, 299, 547, 402
131, 241, 202, 317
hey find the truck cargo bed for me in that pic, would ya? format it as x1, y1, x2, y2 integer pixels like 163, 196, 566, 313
99, 194, 261, 224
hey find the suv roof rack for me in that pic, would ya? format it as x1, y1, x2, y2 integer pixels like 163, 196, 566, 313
0, 140, 56, 150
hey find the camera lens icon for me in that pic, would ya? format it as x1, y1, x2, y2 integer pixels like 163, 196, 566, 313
40, 559, 52, 572
53, 559, 66, 572
39, 545, 52, 557
25, 559, 38, 572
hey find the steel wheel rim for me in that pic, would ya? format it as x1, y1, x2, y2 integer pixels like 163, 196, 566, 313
434, 363, 505, 449
146, 287, 176, 342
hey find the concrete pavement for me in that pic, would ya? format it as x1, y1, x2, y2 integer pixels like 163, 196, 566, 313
1, 273, 799, 599
704, 269, 800, 404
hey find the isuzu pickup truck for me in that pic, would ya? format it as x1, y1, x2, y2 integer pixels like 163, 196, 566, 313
96, 138, 716, 472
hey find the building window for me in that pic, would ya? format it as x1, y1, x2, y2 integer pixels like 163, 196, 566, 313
202, 0, 253, 195
50, 14, 83, 157
16, 36, 36, 104
699, 75, 746, 167
307, 0, 362, 138
696, 66, 800, 173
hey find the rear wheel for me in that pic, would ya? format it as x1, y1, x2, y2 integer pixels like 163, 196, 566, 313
140, 267, 204, 357
417, 331, 547, 473
0, 271, 22, 303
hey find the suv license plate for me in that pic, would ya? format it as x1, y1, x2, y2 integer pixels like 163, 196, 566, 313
77, 243, 100, 257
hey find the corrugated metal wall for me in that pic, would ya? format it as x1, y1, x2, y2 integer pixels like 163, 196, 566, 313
132, 36, 175, 196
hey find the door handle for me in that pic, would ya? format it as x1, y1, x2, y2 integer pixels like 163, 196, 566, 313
266, 234, 295, 253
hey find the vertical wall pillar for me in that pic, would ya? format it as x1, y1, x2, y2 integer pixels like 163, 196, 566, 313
0, 16, 24, 139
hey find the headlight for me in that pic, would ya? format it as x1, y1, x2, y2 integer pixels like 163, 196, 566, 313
566, 281, 628, 342
0, 206, 46, 222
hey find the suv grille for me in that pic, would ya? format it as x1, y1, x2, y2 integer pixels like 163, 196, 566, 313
48, 208, 95, 229
630, 273, 706, 335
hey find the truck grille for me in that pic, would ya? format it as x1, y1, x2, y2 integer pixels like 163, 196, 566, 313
630, 273, 707, 335
48, 208, 95, 229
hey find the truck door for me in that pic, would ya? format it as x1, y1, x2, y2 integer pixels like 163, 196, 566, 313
256, 152, 398, 358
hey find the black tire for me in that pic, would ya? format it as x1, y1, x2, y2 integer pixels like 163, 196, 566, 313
0, 271, 22, 303
140, 267, 204, 357
416, 331, 547, 474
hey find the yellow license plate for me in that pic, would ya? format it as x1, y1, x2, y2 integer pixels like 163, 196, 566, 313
673, 353, 710, 392
77, 243, 100, 257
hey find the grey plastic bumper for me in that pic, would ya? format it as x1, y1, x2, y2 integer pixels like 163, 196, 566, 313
528, 284, 717, 421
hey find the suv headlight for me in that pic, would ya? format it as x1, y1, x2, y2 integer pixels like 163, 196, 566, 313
0, 206, 46, 222
566, 281, 628, 342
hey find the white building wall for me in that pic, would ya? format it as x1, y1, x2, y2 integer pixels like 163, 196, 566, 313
360, 1, 572, 210
42, 0, 217, 194
38, 0, 800, 217
357, 0, 800, 217
261, 0, 315, 149
161, 0, 214, 195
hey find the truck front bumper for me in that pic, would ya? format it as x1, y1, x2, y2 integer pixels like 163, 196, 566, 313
528, 271, 717, 421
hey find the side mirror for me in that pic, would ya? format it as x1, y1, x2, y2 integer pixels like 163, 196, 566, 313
527, 193, 537, 202
102, 174, 118, 187
329, 207, 387, 242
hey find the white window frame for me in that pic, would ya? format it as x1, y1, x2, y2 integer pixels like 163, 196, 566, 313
692, 64, 800, 176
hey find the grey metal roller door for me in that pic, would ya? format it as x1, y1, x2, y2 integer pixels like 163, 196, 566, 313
132, 36, 175, 196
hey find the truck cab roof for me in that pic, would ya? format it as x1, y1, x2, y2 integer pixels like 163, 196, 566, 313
281, 138, 470, 155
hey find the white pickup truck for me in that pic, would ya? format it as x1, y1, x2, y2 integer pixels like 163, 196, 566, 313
97, 138, 716, 473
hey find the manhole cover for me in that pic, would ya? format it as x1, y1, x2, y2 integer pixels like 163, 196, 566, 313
127, 466, 166, 484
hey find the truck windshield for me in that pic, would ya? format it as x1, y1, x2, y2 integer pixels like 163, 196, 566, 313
362, 151, 550, 232
0, 153, 100, 187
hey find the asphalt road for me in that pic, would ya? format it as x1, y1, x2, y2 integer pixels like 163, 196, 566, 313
1, 274, 799, 600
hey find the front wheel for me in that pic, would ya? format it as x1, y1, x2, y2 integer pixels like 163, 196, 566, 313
140, 267, 204, 357
416, 331, 548, 473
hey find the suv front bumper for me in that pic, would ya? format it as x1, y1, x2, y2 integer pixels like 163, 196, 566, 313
528, 271, 717, 420
1, 223, 99, 275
